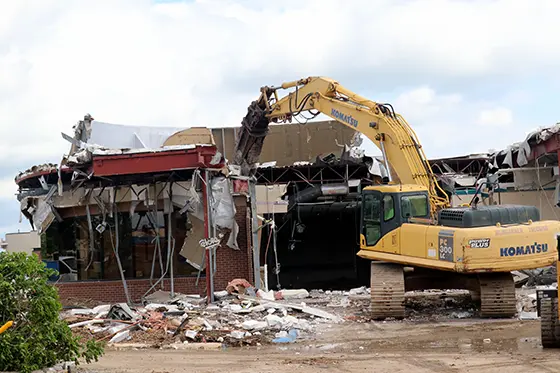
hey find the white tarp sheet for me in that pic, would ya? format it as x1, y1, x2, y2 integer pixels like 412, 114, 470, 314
210, 176, 239, 250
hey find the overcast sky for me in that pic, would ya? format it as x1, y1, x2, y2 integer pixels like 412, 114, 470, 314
1, 0, 559, 236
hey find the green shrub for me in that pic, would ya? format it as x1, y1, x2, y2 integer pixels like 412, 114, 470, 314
0, 252, 104, 373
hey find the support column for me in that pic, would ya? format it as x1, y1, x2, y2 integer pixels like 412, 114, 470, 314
249, 178, 261, 290
202, 169, 215, 304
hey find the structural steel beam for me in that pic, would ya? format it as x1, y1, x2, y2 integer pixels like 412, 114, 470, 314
92, 147, 223, 177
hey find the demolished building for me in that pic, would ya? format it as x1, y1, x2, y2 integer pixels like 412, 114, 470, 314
14, 115, 560, 304
16, 115, 250, 305
14, 115, 367, 304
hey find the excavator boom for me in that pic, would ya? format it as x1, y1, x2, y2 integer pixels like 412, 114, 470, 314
234, 76, 449, 217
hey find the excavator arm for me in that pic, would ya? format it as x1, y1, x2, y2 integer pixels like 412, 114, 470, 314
234, 76, 450, 217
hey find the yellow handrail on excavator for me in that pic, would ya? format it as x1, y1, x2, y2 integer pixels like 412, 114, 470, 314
255, 76, 450, 218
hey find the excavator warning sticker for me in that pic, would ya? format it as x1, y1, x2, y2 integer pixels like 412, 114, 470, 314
438, 230, 454, 262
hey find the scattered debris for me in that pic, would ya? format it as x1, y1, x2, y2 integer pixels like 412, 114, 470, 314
516, 290, 537, 313
108, 303, 137, 321
68, 319, 105, 329
226, 279, 254, 295
276, 289, 310, 300
64, 287, 340, 349
273, 329, 298, 343
348, 286, 368, 296
520, 267, 557, 287
450, 311, 473, 319
519, 311, 539, 320
65, 284, 546, 350
512, 271, 530, 287
109, 330, 131, 344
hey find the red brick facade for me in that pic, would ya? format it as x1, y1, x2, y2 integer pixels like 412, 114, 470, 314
57, 277, 203, 305
213, 195, 254, 290
56, 195, 255, 306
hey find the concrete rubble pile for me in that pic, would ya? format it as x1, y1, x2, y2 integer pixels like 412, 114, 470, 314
62, 282, 345, 350
62, 279, 555, 350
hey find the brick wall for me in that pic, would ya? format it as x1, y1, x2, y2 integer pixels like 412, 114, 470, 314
57, 277, 203, 305
212, 195, 254, 291
56, 194, 255, 306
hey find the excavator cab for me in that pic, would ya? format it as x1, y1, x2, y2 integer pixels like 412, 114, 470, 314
361, 185, 430, 247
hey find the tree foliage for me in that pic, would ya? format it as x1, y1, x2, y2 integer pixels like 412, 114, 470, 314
0, 252, 104, 373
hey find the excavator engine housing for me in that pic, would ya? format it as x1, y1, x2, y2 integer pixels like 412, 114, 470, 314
438, 205, 541, 228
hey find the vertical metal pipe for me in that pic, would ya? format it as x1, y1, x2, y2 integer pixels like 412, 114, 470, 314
113, 199, 131, 305
167, 183, 175, 298
249, 178, 261, 289
221, 128, 227, 161
84, 204, 95, 272
208, 247, 214, 301
379, 136, 393, 182
168, 209, 174, 298
202, 170, 214, 304
272, 221, 280, 290
206, 171, 215, 303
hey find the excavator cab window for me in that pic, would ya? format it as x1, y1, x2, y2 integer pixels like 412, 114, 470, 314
401, 194, 429, 218
362, 192, 382, 246
383, 195, 395, 221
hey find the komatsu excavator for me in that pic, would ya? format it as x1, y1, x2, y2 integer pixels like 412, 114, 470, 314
235, 76, 560, 319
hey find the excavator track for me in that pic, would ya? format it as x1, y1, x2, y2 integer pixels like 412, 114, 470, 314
370, 262, 405, 320
478, 273, 517, 318
540, 296, 560, 348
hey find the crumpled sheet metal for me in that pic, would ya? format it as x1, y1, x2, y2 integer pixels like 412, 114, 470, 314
492, 122, 560, 168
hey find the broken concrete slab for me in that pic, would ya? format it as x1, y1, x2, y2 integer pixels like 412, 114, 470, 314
519, 311, 538, 320
264, 314, 283, 328
109, 330, 131, 344
276, 289, 309, 300
68, 319, 105, 329
166, 342, 223, 350
238, 294, 343, 322
242, 320, 268, 331
108, 343, 149, 349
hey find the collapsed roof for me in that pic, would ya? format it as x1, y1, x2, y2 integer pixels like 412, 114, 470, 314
490, 122, 560, 169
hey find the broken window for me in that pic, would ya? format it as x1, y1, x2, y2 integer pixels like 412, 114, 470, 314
42, 209, 201, 282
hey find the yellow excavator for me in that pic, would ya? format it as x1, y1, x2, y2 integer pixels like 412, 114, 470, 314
235, 76, 560, 319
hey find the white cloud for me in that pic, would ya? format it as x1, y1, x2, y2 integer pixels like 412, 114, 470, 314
360, 85, 529, 158
477, 107, 513, 127
0, 0, 558, 165
0, 223, 33, 239
393, 86, 463, 122
0, 178, 19, 201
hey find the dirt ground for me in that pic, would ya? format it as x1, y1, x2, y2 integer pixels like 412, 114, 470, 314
79, 317, 560, 373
